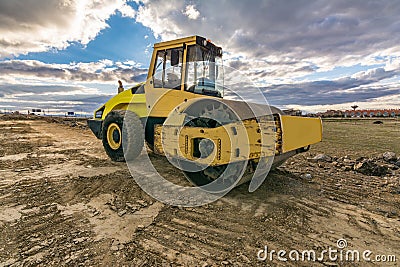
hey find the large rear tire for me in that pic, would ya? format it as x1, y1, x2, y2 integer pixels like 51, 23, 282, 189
102, 110, 144, 162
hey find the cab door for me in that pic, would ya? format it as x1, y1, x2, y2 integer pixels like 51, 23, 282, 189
145, 45, 206, 117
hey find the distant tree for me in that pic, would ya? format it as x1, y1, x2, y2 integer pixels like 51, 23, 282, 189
351, 105, 358, 111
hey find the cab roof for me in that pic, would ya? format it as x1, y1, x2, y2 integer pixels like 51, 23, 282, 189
153, 36, 222, 52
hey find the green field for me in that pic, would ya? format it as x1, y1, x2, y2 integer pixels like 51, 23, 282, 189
312, 118, 400, 157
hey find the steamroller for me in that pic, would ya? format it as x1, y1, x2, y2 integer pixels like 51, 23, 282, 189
88, 36, 322, 189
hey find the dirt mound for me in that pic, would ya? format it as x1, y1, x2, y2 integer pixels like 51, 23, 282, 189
0, 114, 88, 129
307, 152, 398, 177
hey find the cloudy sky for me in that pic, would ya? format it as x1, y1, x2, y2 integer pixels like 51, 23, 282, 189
0, 0, 399, 114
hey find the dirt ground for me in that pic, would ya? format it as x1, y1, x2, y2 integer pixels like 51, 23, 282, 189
0, 115, 399, 266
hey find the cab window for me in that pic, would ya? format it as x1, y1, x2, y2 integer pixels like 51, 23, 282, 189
153, 48, 183, 89
185, 45, 223, 97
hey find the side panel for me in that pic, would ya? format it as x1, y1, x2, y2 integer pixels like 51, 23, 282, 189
144, 84, 210, 117
279, 115, 322, 153
101, 91, 148, 119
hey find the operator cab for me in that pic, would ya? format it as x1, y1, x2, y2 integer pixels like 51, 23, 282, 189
151, 36, 223, 98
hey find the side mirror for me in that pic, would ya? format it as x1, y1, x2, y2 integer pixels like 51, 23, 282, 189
171, 49, 179, 66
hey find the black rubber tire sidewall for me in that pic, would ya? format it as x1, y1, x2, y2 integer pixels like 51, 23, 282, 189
102, 110, 144, 162
122, 110, 145, 162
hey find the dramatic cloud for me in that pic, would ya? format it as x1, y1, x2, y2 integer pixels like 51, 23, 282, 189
223, 65, 400, 110
136, 0, 400, 71
0, 60, 147, 84
183, 5, 200, 20
133, 0, 400, 111
0, 83, 112, 114
0, 0, 135, 57
262, 80, 400, 107
0, 0, 399, 113
0, 58, 147, 113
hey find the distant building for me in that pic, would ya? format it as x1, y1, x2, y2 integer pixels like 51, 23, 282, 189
319, 110, 344, 117
282, 109, 302, 116
317, 109, 400, 118
30, 108, 43, 115
66, 111, 76, 117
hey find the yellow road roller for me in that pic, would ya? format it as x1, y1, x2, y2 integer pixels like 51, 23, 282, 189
88, 36, 322, 189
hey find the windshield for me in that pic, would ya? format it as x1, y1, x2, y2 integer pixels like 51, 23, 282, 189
185, 45, 223, 97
